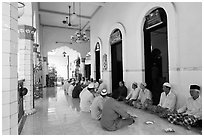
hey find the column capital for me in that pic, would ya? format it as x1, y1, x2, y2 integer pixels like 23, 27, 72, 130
18, 25, 36, 41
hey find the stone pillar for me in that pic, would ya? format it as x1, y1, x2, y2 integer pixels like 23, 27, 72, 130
42, 56, 48, 87
33, 43, 38, 88
80, 58, 86, 77
18, 25, 36, 115
2, 2, 18, 135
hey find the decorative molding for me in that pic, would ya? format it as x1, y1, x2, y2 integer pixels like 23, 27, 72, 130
170, 67, 202, 71
124, 69, 145, 72
18, 25, 36, 41
102, 54, 108, 71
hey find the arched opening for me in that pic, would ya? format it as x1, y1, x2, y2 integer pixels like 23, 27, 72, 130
143, 8, 169, 105
110, 29, 123, 99
47, 46, 81, 86
95, 42, 101, 82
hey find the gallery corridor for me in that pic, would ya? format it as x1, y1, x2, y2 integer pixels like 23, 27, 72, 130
20, 86, 201, 135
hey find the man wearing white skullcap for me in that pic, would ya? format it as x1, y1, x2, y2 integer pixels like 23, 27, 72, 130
79, 83, 95, 112
133, 82, 152, 108
158, 82, 176, 111
167, 84, 202, 130
90, 89, 109, 120
125, 82, 140, 106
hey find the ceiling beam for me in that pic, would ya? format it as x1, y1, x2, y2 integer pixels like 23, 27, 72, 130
40, 24, 78, 30
88, 2, 106, 7
91, 6, 102, 18
39, 9, 91, 20
82, 21, 90, 31
41, 23, 90, 32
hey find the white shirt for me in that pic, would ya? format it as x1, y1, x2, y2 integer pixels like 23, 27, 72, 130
68, 84, 74, 96
126, 88, 140, 100
177, 96, 202, 119
158, 90, 176, 111
94, 82, 99, 89
79, 88, 94, 112
138, 88, 152, 104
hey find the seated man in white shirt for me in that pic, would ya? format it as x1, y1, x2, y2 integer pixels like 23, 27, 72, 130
167, 84, 202, 130
158, 82, 176, 111
133, 82, 152, 109
125, 82, 140, 106
67, 81, 75, 96
90, 89, 109, 120
148, 82, 177, 118
79, 83, 95, 112
97, 79, 107, 94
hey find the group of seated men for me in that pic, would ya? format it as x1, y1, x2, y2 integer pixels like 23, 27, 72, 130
79, 82, 136, 131
123, 82, 202, 130
63, 77, 106, 99
65, 78, 202, 131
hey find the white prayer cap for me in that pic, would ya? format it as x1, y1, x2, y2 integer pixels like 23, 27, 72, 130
88, 83, 94, 89
141, 82, 147, 87
100, 89, 107, 96
163, 82, 171, 88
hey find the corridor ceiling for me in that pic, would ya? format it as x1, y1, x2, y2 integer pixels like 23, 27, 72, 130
38, 2, 105, 31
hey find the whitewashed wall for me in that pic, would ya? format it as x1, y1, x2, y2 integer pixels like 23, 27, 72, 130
90, 2, 202, 108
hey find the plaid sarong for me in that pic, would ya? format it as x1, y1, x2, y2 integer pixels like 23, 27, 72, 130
167, 113, 198, 126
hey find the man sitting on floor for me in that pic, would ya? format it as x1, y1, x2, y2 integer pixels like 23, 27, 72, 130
90, 89, 109, 120
167, 84, 202, 130
147, 82, 177, 118
133, 82, 152, 109
124, 82, 140, 106
100, 97, 136, 131
79, 83, 95, 112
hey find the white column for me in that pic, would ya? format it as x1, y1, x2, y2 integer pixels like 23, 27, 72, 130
2, 2, 18, 135
17, 2, 37, 115
18, 25, 36, 115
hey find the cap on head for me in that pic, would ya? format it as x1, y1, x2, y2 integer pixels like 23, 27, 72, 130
141, 82, 147, 87
190, 84, 200, 92
163, 82, 171, 88
88, 83, 94, 89
100, 89, 107, 96
133, 82, 137, 86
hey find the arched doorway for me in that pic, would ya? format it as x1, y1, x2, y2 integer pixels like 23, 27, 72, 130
95, 42, 101, 82
110, 29, 123, 99
143, 8, 169, 105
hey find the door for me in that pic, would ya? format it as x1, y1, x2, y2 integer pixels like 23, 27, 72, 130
95, 42, 100, 82
110, 29, 123, 98
143, 8, 169, 105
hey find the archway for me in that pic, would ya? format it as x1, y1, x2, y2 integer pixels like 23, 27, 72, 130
95, 42, 101, 82
143, 8, 169, 105
110, 29, 123, 99
47, 46, 81, 86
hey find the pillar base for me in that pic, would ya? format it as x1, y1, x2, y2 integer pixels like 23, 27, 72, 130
24, 108, 37, 115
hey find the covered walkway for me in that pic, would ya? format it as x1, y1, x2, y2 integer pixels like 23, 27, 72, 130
20, 86, 201, 135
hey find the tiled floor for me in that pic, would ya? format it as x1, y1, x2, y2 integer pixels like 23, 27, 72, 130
21, 86, 201, 135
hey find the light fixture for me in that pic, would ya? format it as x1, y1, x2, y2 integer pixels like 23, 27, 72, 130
71, 2, 77, 21
70, 2, 89, 43
63, 51, 67, 57
18, 2, 25, 18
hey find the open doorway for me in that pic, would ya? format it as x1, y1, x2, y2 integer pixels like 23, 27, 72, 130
143, 8, 169, 105
110, 29, 123, 99
47, 46, 81, 86
95, 42, 101, 82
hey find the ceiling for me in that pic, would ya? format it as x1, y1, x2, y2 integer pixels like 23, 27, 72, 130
38, 2, 105, 31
